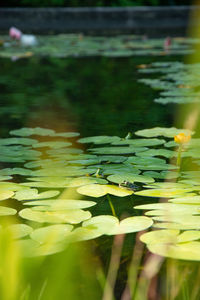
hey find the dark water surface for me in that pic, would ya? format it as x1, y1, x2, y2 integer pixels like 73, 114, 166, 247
0, 55, 179, 137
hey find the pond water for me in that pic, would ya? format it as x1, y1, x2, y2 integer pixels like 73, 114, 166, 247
1, 35, 200, 300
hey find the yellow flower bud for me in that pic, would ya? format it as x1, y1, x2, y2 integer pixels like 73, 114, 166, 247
174, 132, 191, 144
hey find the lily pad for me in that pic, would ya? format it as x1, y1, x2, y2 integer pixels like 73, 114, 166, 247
0, 190, 15, 201
0, 206, 17, 216
82, 215, 153, 235
77, 184, 133, 197
14, 189, 60, 201
89, 146, 147, 155
148, 241, 200, 261
78, 135, 121, 144
19, 208, 91, 224
30, 224, 73, 244
33, 141, 72, 149
107, 174, 154, 184
135, 188, 193, 198
135, 127, 193, 138
24, 199, 96, 209
7, 224, 33, 239
10, 127, 55, 137
112, 138, 166, 147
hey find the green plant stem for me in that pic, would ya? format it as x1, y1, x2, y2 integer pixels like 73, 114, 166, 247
176, 145, 183, 169
107, 195, 117, 217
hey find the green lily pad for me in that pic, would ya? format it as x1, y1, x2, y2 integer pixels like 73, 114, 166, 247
24, 199, 96, 209
19, 208, 91, 224
14, 189, 60, 201
140, 229, 179, 245
0, 182, 27, 191
0, 206, 17, 216
0, 138, 38, 146
77, 184, 133, 197
78, 136, 121, 144
66, 226, 103, 242
135, 203, 200, 214
33, 141, 72, 149
135, 127, 193, 138
7, 224, 33, 239
0, 190, 15, 200
127, 156, 166, 165
148, 241, 200, 261
169, 196, 200, 204
89, 146, 147, 155
30, 224, 73, 244
112, 138, 166, 147
82, 215, 153, 235
136, 149, 177, 158
54, 132, 80, 138
10, 127, 55, 137
107, 174, 154, 184
135, 188, 193, 198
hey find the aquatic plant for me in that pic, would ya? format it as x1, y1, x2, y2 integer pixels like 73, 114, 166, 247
0, 125, 199, 263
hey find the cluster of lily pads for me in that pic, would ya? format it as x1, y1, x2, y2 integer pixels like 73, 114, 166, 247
1, 126, 200, 260
0, 35, 198, 59
138, 61, 200, 104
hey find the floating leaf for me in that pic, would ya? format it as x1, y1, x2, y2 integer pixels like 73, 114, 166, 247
33, 141, 72, 149
0, 190, 15, 200
169, 195, 200, 204
14, 189, 60, 201
112, 138, 166, 147
135, 188, 193, 198
140, 229, 179, 245
135, 127, 193, 138
148, 241, 200, 261
77, 184, 133, 197
0, 206, 17, 216
10, 127, 55, 137
30, 224, 73, 244
0, 138, 38, 146
0, 182, 27, 191
78, 136, 121, 144
107, 173, 154, 184
19, 208, 91, 224
136, 149, 177, 158
24, 199, 96, 209
82, 215, 153, 235
7, 224, 33, 239
89, 146, 147, 155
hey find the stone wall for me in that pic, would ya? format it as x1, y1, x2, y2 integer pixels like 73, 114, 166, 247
0, 6, 198, 36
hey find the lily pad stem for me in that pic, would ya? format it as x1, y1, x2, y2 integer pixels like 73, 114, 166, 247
107, 195, 117, 218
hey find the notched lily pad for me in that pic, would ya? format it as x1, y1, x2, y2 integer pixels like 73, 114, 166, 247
19, 208, 91, 224
135, 127, 193, 138
77, 184, 133, 197
82, 215, 153, 235
14, 189, 60, 201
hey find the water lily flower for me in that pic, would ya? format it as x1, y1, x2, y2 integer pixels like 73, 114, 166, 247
174, 132, 191, 144
9, 27, 38, 46
9, 27, 22, 40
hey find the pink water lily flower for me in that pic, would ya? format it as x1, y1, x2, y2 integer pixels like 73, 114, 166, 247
9, 27, 22, 40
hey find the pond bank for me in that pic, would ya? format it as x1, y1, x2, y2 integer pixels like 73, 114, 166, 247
0, 6, 198, 36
